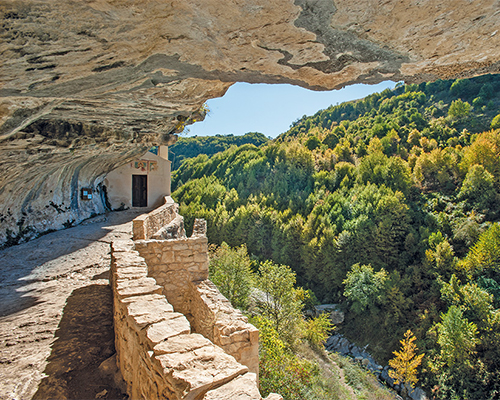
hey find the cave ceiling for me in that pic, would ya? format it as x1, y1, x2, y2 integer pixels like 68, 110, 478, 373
1, 0, 499, 243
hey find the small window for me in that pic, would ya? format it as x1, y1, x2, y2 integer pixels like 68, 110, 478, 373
81, 188, 93, 200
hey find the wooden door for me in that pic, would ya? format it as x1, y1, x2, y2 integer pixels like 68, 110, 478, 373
132, 175, 147, 207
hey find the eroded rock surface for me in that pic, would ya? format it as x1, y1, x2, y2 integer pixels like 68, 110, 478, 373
0, 210, 144, 400
1, 0, 500, 244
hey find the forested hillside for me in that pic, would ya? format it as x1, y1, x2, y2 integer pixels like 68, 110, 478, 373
168, 131, 269, 170
172, 74, 500, 399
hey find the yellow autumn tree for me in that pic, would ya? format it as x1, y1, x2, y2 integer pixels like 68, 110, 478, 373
388, 330, 424, 389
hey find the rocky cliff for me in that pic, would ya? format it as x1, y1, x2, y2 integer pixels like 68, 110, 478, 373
1, 0, 500, 244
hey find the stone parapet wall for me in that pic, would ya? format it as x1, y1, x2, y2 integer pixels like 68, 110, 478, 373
132, 196, 182, 240
134, 236, 209, 312
189, 280, 260, 376
110, 238, 278, 400
134, 237, 259, 376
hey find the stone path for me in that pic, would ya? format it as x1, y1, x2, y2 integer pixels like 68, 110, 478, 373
0, 210, 146, 400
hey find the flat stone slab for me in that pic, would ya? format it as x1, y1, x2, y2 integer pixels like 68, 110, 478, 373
154, 333, 213, 356
113, 251, 148, 268
114, 266, 148, 280
135, 311, 186, 330
155, 337, 248, 400
124, 294, 174, 317
143, 316, 191, 347
116, 277, 162, 298
203, 372, 262, 400
111, 240, 135, 253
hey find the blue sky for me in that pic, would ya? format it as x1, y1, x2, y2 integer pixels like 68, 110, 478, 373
185, 81, 397, 139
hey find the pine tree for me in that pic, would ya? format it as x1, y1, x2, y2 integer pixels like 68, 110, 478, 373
388, 330, 424, 389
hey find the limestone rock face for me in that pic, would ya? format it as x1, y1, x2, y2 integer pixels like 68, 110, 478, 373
1, 0, 500, 244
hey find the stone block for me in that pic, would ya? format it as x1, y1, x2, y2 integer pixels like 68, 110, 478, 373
190, 236, 208, 245
133, 240, 147, 250
186, 264, 200, 272
155, 342, 248, 400
125, 294, 174, 319
167, 262, 185, 270
218, 331, 247, 346
114, 251, 148, 269
133, 217, 148, 240
154, 333, 213, 356
161, 251, 175, 263
193, 253, 208, 263
143, 316, 191, 347
176, 250, 195, 258
202, 372, 262, 400
134, 311, 185, 330
238, 344, 259, 373
248, 326, 259, 343
114, 266, 148, 281
171, 242, 190, 252
116, 277, 163, 298
112, 239, 135, 253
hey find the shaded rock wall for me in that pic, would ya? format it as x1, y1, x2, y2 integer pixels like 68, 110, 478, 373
1, 0, 500, 244
0, 119, 167, 245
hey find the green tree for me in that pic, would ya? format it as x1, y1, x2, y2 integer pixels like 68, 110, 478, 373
255, 316, 320, 399
461, 130, 500, 185
425, 232, 456, 279
440, 275, 495, 330
460, 223, 500, 279
333, 138, 354, 163
254, 260, 305, 344
436, 305, 479, 367
343, 263, 388, 313
450, 79, 473, 97
305, 135, 321, 150
458, 164, 497, 213
209, 242, 255, 310
448, 99, 471, 119
304, 313, 334, 349
490, 113, 500, 129
413, 148, 459, 191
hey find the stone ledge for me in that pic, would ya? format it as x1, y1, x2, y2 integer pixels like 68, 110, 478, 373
133, 197, 183, 240
115, 277, 163, 299
203, 373, 283, 400
189, 280, 260, 376
142, 317, 192, 348
154, 340, 248, 400
114, 266, 149, 281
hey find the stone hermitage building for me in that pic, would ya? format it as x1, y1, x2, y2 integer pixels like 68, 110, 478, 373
105, 145, 173, 210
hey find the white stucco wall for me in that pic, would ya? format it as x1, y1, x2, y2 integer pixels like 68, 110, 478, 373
104, 146, 171, 209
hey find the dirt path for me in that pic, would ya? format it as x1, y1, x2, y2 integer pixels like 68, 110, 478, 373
0, 210, 146, 400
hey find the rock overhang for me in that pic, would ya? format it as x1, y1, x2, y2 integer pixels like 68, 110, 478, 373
1, 0, 500, 244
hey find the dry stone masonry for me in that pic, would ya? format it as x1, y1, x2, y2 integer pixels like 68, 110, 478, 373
133, 197, 185, 241
111, 201, 272, 399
